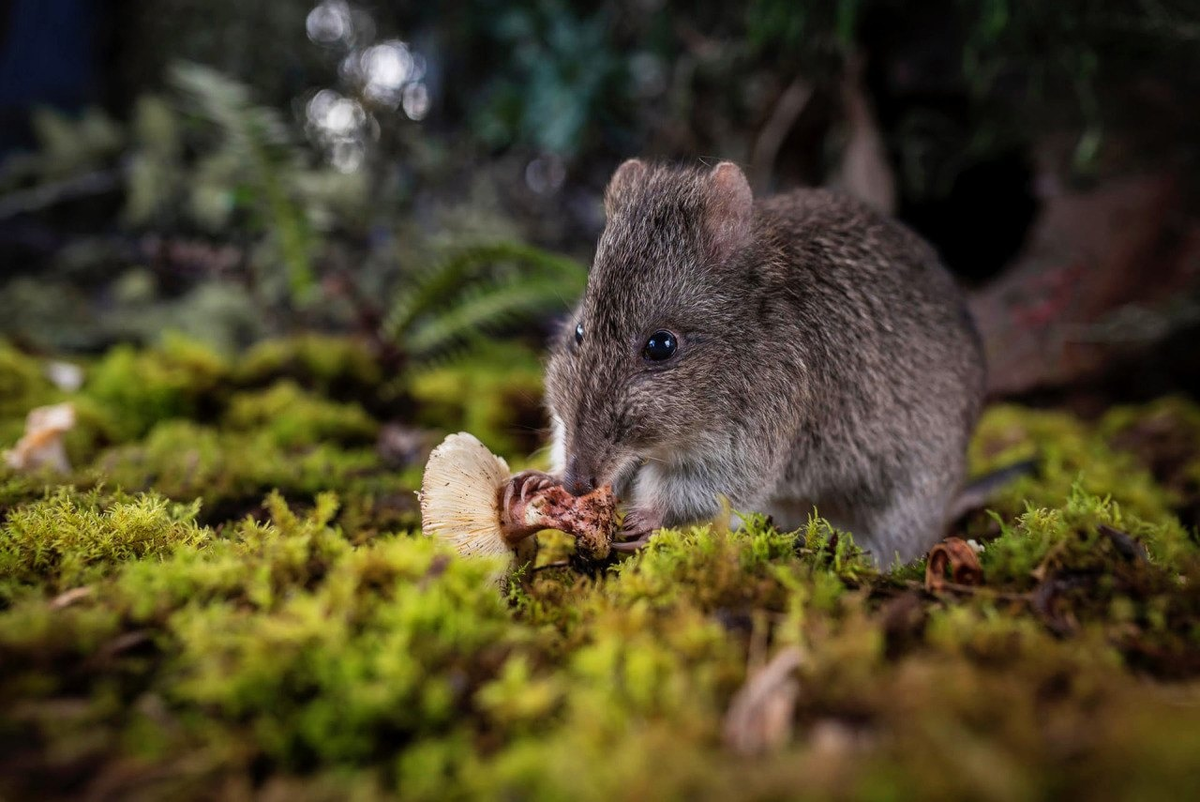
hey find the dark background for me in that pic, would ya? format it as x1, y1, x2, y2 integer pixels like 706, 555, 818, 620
1, 0, 1198, 403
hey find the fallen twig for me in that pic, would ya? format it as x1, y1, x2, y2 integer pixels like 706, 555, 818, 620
749, 75, 814, 192
49, 586, 93, 610
722, 646, 805, 756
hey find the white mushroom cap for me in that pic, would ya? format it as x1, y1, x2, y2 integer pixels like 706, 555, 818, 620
419, 432, 512, 559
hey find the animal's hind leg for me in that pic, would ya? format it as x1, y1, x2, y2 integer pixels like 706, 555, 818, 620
844, 476, 954, 566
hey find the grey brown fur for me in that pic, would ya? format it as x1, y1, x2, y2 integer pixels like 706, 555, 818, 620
540, 160, 985, 564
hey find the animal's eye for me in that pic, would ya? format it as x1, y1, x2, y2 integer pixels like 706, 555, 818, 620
574, 322, 584, 345
643, 330, 677, 362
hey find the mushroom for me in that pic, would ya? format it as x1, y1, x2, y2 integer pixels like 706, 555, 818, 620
4, 402, 76, 474
419, 432, 617, 569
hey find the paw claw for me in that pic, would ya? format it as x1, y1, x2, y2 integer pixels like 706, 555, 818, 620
612, 532, 655, 552
506, 470, 559, 506
614, 509, 661, 548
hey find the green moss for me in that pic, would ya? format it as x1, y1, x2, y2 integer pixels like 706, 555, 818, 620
233, 335, 383, 396
1100, 394, 1200, 448
1, 485, 1199, 799
83, 334, 229, 441
163, 535, 513, 764
0, 601, 122, 665
971, 404, 1183, 529
0, 341, 56, 421
95, 421, 381, 515
409, 343, 545, 459
0, 487, 205, 598
0, 342, 62, 462
0, 470, 61, 516
3, 338, 1200, 799
112, 492, 348, 620
1100, 395, 1200, 524
0, 343, 120, 470
0, 492, 514, 787
224, 381, 379, 448
982, 483, 1195, 579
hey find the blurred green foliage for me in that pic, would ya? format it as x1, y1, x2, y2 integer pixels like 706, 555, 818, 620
224, 382, 379, 448
233, 334, 384, 396
0, 332, 550, 522
168, 64, 322, 305
472, 4, 629, 156
407, 341, 547, 458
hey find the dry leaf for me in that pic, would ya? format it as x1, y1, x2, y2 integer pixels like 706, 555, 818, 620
722, 646, 805, 756
925, 536, 984, 592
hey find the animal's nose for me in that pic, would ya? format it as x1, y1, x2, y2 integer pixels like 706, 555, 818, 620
563, 456, 596, 497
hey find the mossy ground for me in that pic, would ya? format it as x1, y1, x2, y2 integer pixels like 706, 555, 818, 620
2, 337, 1199, 800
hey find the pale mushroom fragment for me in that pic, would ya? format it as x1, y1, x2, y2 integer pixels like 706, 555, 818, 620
419, 432, 617, 570
3, 402, 76, 474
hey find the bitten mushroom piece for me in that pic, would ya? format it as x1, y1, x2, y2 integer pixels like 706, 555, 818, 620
419, 433, 617, 566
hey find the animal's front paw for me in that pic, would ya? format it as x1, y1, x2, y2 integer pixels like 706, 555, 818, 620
501, 470, 559, 512
612, 508, 663, 552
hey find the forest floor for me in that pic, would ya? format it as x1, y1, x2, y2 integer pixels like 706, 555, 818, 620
2, 336, 1199, 801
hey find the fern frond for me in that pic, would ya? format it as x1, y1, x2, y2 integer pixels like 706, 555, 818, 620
384, 241, 586, 363
407, 271, 581, 356
384, 242, 585, 340
169, 62, 317, 304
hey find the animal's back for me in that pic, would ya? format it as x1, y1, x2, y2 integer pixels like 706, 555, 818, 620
755, 188, 986, 562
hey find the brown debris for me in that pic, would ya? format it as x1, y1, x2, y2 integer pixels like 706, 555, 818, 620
418, 555, 452, 589
376, 423, 435, 470
879, 591, 927, 659
925, 537, 984, 593
809, 719, 874, 759
830, 52, 896, 214
1032, 571, 1088, 637
1096, 524, 1148, 563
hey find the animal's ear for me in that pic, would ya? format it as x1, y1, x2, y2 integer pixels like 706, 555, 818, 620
604, 158, 647, 218
706, 161, 753, 261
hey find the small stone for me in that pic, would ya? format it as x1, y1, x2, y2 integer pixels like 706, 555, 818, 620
44, 361, 84, 392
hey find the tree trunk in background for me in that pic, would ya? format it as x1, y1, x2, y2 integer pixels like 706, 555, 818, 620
970, 148, 1200, 399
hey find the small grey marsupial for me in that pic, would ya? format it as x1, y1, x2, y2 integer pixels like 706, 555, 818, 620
513, 159, 987, 566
